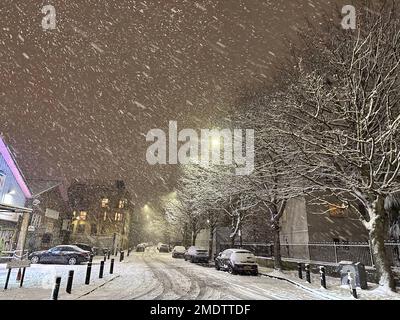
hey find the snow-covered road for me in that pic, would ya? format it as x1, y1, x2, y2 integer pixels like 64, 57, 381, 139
78, 252, 326, 300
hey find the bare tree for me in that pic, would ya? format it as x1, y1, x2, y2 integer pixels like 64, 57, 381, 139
232, 89, 305, 269
275, 4, 400, 291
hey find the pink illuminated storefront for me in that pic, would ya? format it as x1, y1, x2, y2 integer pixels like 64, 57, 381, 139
0, 136, 32, 252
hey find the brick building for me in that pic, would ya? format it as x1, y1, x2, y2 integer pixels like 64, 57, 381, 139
68, 180, 132, 253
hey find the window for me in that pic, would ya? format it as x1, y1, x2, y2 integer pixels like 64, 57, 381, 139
118, 199, 127, 209
79, 211, 87, 221
103, 212, 107, 221
31, 214, 42, 227
101, 198, 109, 208
328, 204, 346, 218
114, 212, 123, 221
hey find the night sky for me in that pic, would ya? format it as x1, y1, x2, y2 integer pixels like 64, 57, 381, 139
0, 0, 348, 205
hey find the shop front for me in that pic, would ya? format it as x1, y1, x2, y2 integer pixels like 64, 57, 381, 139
0, 136, 32, 254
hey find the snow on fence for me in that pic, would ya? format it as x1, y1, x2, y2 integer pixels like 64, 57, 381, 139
217, 241, 400, 267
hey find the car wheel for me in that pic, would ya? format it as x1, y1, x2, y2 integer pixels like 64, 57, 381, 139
31, 256, 40, 264
68, 257, 77, 265
228, 265, 236, 275
215, 262, 220, 270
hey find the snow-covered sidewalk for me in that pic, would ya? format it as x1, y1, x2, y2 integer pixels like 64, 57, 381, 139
258, 267, 400, 300
0, 257, 120, 300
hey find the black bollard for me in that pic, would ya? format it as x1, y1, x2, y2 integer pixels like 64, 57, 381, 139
4, 268, 11, 290
319, 266, 326, 289
305, 264, 311, 283
85, 262, 92, 285
19, 267, 26, 288
99, 261, 104, 278
120, 251, 124, 262
107, 250, 111, 260
127, 248, 130, 257
66, 270, 74, 294
110, 259, 114, 274
298, 263, 303, 279
103, 254, 107, 262
51, 277, 62, 300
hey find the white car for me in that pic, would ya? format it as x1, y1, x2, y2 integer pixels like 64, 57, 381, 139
215, 249, 258, 275
172, 246, 186, 258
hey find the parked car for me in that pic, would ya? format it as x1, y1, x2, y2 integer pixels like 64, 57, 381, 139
73, 243, 95, 257
184, 246, 209, 263
158, 244, 170, 253
136, 243, 146, 252
215, 249, 258, 275
29, 245, 91, 265
172, 246, 186, 258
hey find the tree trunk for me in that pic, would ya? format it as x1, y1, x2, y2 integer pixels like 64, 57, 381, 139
208, 226, 214, 259
191, 231, 197, 246
231, 234, 236, 247
368, 196, 396, 292
273, 226, 282, 270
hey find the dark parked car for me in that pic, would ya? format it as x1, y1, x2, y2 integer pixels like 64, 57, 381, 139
29, 245, 91, 265
184, 246, 209, 263
215, 249, 258, 275
72, 243, 95, 257
158, 244, 169, 253
136, 243, 146, 252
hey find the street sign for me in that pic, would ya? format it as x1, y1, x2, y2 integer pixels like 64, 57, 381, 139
6, 260, 31, 269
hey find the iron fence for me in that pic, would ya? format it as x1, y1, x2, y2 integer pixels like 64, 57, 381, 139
217, 241, 400, 267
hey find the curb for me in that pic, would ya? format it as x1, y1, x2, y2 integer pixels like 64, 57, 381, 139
259, 271, 337, 300
73, 275, 121, 299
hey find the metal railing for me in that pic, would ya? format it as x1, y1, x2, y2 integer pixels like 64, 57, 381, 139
0, 249, 30, 261
217, 241, 400, 267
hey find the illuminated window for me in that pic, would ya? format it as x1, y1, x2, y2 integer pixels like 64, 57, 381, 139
328, 205, 346, 218
103, 212, 107, 221
79, 211, 87, 221
114, 212, 123, 221
118, 199, 126, 209
101, 198, 109, 208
